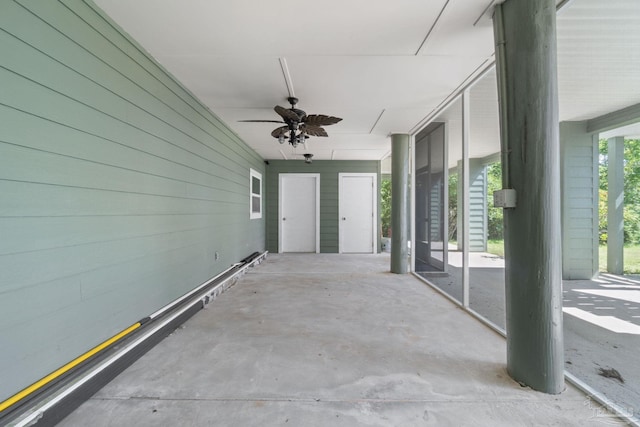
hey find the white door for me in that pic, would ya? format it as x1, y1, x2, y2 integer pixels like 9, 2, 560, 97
339, 173, 377, 253
279, 174, 320, 253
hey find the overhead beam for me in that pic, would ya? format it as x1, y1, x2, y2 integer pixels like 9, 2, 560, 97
479, 152, 501, 165
587, 102, 640, 134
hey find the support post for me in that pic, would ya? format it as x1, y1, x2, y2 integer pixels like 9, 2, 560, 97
391, 134, 410, 273
493, 0, 564, 393
457, 160, 464, 252
462, 90, 470, 307
607, 136, 625, 274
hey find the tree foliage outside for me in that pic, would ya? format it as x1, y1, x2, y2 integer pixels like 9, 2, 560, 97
381, 178, 391, 237
448, 173, 458, 241
598, 138, 640, 245
381, 136, 640, 252
487, 162, 504, 241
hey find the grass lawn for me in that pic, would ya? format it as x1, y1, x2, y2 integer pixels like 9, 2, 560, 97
485, 241, 640, 274
599, 245, 640, 274
487, 239, 505, 258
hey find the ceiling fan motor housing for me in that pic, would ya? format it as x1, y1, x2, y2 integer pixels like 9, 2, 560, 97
290, 109, 306, 121
286, 97, 306, 121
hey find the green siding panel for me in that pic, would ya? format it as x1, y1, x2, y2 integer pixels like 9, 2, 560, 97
265, 160, 381, 253
0, 1, 264, 401
560, 121, 598, 279
468, 160, 487, 252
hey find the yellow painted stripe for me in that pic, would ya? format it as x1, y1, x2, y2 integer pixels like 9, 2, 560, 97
0, 323, 141, 413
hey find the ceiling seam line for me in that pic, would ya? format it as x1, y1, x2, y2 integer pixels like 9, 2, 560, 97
409, 57, 495, 135
473, 0, 575, 26
474, 0, 498, 27
370, 109, 386, 134
556, 0, 578, 15
279, 57, 295, 98
414, 0, 451, 56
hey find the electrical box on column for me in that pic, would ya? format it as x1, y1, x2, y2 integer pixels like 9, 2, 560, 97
493, 189, 517, 208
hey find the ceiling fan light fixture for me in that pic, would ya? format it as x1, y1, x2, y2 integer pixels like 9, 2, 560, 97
240, 97, 342, 148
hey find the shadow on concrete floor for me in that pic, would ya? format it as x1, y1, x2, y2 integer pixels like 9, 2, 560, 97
59, 254, 625, 426
417, 251, 640, 423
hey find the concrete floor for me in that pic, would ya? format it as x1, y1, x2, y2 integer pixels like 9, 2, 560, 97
419, 253, 640, 422
59, 254, 625, 426
564, 274, 640, 420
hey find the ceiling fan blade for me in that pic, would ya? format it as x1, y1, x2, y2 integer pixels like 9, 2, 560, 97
274, 105, 301, 121
238, 119, 285, 123
303, 114, 342, 126
271, 126, 289, 138
300, 124, 328, 137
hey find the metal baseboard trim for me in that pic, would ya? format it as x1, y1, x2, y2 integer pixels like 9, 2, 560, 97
564, 372, 638, 427
28, 303, 202, 427
412, 272, 464, 308
412, 272, 507, 338
4, 251, 268, 427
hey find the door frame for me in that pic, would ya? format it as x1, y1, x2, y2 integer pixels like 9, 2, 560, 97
278, 173, 321, 253
411, 122, 449, 273
338, 173, 378, 254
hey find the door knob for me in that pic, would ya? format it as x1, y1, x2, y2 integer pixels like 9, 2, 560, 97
282, 218, 286, 221
342, 217, 346, 220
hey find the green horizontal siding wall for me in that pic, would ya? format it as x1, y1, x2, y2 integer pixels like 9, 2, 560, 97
265, 160, 381, 253
468, 159, 488, 252
560, 121, 599, 279
0, 0, 265, 401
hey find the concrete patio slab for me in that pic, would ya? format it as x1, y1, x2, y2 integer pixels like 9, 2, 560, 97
58, 254, 625, 426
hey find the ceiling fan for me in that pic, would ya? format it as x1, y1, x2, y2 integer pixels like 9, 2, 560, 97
240, 97, 342, 147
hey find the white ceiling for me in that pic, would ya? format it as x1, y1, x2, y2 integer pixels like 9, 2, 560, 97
556, 0, 640, 122
93, 0, 495, 161
94, 0, 640, 161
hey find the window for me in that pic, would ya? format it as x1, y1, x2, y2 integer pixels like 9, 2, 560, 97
250, 168, 262, 219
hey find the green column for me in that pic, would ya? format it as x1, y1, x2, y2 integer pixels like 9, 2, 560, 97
607, 136, 625, 274
493, 0, 564, 393
391, 134, 410, 274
